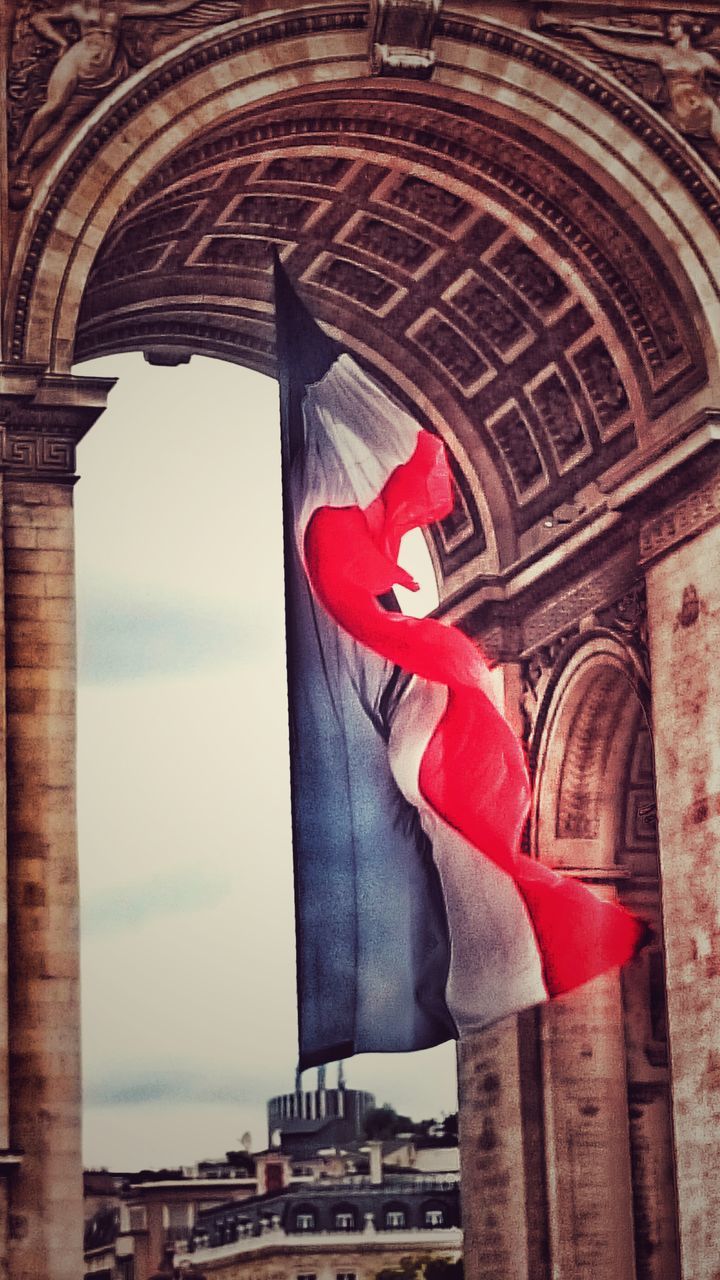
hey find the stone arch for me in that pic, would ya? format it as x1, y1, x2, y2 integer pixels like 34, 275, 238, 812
5, 7, 720, 586
9, 12, 720, 376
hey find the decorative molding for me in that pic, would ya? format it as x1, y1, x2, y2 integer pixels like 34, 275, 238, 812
639, 470, 720, 563
534, 8, 720, 173
0, 364, 114, 482
595, 580, 648, 662
1, 429, 76, 481
520, 629, 576, 745
369, 0, 442, 78
7, 0, 241, 208
522, 547, 637, 651
573, 337, 630, 433
435, 13, 720, 228
556, 666, 625, 838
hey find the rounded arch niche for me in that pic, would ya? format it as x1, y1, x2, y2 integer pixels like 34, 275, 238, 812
531, 632, 651, 875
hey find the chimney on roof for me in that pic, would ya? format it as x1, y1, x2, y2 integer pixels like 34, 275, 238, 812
368, 1141, 383, 1186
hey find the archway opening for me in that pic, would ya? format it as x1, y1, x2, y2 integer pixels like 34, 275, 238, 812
73, 350, 455, 1172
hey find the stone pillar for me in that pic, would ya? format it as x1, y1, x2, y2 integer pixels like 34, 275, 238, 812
0, 367, 113, 1280
458, 1017, 539, 1280
540, 962, 635, 1280
640, 455, 720, 1280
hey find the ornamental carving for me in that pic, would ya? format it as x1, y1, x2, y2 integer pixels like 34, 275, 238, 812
536, 9, 720, 170
411, 315, 491, 392
556, 667, 626, 839
225, 195, 315, 232
595, 582, 648, 652
487, 404, 546, 500
529, 371, 588, 467
639, 469, 720, 562
491, 239, 568, 315
2, 431, 76, 478
448, 277, 528, 356
389, 175, 469, 228
7, 0, 242, 208
520, 630, 576, 746
370, 0, 442, 79
345, 217, 431, 272
312, 257, 397, 311
573, 337, 629, 432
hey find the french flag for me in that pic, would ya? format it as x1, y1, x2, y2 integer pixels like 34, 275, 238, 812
275, 260, 645, 1069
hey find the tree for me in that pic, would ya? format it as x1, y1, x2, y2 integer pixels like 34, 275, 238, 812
363, 1105, 413, 1140
376, 1256, 463, 1280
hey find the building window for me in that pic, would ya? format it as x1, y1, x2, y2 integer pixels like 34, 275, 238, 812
128, 1206, 147, 1232
334, 1208, 356, 1231
298, 1274, 317, 1280
424, 1208, 445, 1227
164, 1203, 190, 1229
337, 1273, 357, 1280
385, 1209, 407, 1229
295, 1211, 316, 1232
265, 1161, 285, 1193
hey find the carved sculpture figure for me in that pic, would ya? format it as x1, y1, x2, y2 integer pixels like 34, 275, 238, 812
9, 0, 204, 205
538, 11, 720, 151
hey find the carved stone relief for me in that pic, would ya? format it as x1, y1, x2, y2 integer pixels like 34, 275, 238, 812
519, 580, 648, 749
343, 216, 432, 272
639, 467, 720, 563
572, 337, 630, 434
529, 371, 589, 468
491, 238, 568, 316
7, 0, 243, 207
486, 402, 547, 502
536, 8, 720, 170
369, 0, 443, 79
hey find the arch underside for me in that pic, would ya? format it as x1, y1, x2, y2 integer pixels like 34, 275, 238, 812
67, 74, 709, 581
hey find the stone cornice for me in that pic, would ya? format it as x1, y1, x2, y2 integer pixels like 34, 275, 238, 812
0, 365, 115, 482
606, 412, 720, 566
437, 507, 638, 658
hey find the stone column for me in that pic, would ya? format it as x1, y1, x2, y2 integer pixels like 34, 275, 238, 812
457, 661, 551, 1280
639, 454, 720, 1280
539, 962, 635, 1280
0, 368, 113, 1280
458, 1016, 541, 1280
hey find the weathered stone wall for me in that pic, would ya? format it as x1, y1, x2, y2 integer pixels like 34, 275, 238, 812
644, 466, 720, 1280
5, 480, 81, 1280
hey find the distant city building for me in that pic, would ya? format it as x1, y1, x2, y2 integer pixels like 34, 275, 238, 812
177, 1168, 460, 1279
268, 1066, 375, 1157
82, 1072, 459, 1280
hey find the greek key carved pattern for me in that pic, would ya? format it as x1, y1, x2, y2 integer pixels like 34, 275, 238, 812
1, 431, 76, 478
639, 472, 720, 562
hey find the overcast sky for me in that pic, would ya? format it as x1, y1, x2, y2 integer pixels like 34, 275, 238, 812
74, 353, 457, 1171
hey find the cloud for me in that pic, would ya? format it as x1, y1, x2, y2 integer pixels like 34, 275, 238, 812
85, 1068, 273, 1108
77, 590, 279, 683
82, 868, 229, 935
